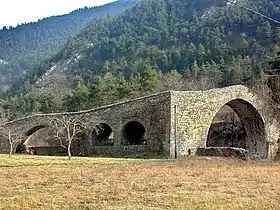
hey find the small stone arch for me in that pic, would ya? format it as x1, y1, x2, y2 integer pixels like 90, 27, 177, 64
92, 123, 114, 146
15, 125, 48, 154
205, 98, 267, 158
122, 121, 146, 145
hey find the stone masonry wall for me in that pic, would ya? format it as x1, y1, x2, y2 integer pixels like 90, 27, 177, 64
170, 85, 280, 159
1, 91, 172, 158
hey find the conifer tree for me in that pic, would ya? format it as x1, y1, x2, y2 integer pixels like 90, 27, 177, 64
267, 45, 280, 103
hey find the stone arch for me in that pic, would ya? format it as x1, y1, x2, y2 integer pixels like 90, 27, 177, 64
16, 125, 48, 154
205, 99, 267, 158
92, 123, 114, 146
122, 121, 146, 145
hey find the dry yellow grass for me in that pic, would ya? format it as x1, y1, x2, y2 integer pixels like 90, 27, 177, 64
0, 155, 279, 210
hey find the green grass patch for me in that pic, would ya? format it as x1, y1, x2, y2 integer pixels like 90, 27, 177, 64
0, 154, 147, 167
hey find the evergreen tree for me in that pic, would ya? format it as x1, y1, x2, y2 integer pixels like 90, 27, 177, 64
141, 65, 161, 93
267, 45, 280, 103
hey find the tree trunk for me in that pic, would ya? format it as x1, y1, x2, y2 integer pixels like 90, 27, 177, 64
9, 143, 13, 158
68, 139, 72, 160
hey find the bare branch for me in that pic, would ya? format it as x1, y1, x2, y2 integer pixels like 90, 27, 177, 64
0, 125, 25, 157
49, 116, 94, 159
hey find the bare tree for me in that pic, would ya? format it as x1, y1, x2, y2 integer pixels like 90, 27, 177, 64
0, 126, 24, 157
50, 116, 92, 159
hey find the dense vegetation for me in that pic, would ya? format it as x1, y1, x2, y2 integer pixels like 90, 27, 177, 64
67, 0, 278, 79
267, 45, 280, 103
1, 0, 280, 121
0, 0, 137, 95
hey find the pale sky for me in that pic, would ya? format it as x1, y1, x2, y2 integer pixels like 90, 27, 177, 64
0, 0, 116, 28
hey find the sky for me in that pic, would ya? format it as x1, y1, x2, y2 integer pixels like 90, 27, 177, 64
0, 0, 116, 28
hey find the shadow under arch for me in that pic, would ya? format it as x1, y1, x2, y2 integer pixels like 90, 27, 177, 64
92, 123, 114, 146
206, 99, 267, 158
122, 121, 146, 145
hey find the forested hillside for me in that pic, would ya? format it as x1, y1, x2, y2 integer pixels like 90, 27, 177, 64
34, 0, 279, 79
1, 0, 280, 120
0, 0, 137, 94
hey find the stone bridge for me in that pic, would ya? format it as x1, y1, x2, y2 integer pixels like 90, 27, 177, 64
1, 85, 280, 159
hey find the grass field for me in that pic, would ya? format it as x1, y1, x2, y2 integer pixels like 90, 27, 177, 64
0, 155, 279, 210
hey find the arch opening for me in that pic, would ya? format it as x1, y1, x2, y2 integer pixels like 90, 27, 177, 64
92, 123, 114, 146
207, 105, 246, 148
15, 125, 48, 154
122, 121, 146, 145
206, 99, 267, 158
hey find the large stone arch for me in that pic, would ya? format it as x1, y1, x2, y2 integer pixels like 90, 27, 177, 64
171, 85, 280, 159
204, 99, 267, 158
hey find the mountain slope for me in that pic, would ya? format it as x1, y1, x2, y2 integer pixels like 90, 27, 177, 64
0, 0, 138, 94
27, 0, 279, 89
1, 0, 280, 119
